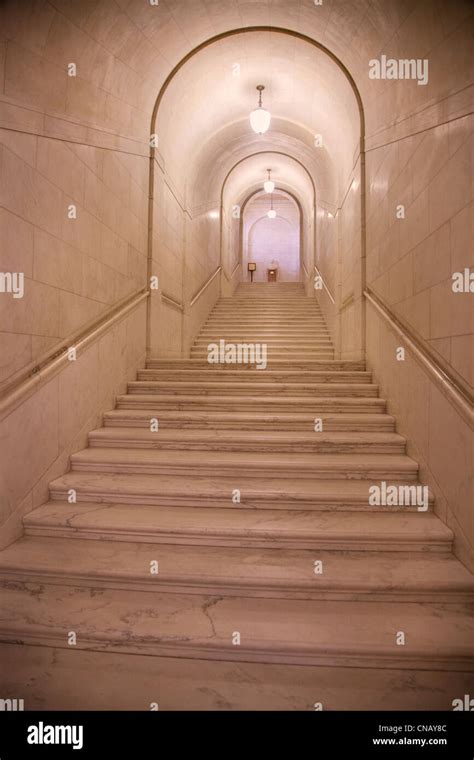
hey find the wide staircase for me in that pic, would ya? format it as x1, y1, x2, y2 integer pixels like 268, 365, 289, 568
0, 283, 473, 710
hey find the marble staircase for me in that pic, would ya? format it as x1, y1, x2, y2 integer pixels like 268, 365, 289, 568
0, 282, 473, 710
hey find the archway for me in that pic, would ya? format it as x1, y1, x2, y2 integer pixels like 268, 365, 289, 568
148, 26, 365, 361
241, 189, 302, 283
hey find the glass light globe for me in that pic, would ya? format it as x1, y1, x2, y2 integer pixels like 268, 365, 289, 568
264, 179, 275, 193
267, 209, 276, 219
250, 107, 271, 135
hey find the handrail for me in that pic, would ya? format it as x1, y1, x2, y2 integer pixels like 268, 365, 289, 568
314, 265, 335, 304
364, 288, 473, 427
0, 287, 149, 420
222, 262, 240, 282
190, 266, 222, 307
302, 263, 309, 278
161, 292, 184, 311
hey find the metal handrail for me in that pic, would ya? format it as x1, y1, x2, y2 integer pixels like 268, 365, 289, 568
364, 287, 473, 426
0, 287, 149, 419
190, 266, 222, 306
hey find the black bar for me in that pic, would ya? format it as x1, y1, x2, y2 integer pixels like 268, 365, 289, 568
0, 711, 472, 758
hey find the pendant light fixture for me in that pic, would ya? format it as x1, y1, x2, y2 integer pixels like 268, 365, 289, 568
263, 169, 275, 194
267, 193, 276, 219
250, 85, 271, 135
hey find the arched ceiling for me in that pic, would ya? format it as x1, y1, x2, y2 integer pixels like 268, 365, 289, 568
244, 191, 300, 229
155, 30, 360, 209
3, 0, 470, 147
222, 152, 314, 221
2, 0, 470, 218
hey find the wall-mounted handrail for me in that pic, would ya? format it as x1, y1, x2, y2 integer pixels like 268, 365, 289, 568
314, 265, 335, 304
222, 261, 240, 281
161, 292, 184, 311
365, 288, 473, 427
190, 266, 222, 307
0, 287, 149, 420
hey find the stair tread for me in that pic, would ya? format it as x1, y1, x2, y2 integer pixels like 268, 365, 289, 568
25, 500, 449, 542
146, 359, 366, 368
49, 471, 421, 500
1, 537, 471, 594
104, 410, 394, 427
71, 448, 418, 479
129, 382, 376, 391
117, 394, 386, 405
89, 428, 405, 445
0, 581, 471, 665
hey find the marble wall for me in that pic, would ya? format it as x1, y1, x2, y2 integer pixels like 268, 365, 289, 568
0, 299, 147, 548
149, 161, 221, 357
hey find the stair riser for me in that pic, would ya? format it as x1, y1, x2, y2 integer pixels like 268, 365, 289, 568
198, 336, 331, 341
24, 526, 448, 553
88, 438, 406, 455
206, 320, 328, 326
71, 461, 418, 480
47, 488, 426, 511
137, 372, 372, 383
193, 343, 334, 350
5, 632, 469, 670
202, 323, 328, 329
190, 354, 336, 360
2, 571, 462, 603
116, 399, 387, 413
127, 385, 380, 398
195, 337, 332, 343
103, 416, 395, 432
204, 324, 328, 329
146, 362, 366, 370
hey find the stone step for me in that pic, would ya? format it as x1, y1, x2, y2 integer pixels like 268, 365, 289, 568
190, 352, 336, 360
3, 643, 472, 710
203, 320, 328, 327
212, 300, 322, 305
208, 312, 326, 319
208, 311, 326, 318
48, 472, 431, 512
208, 306, 323, 310
103, 410, 395, 432
199, 324, 329, 331
206, 314, 326, 319
206, 311, 326, 316
88, 428, 406, 455
116, 394, 387, 413
137, 369, 372, 383
69, 448, 419, 480
1, 537, 471, 602
127, 381, 379, 398
26, 501, 448, 549
145, 359, 367, 371
199, 329, 331, 335
193, 341, 334, 350
192, 343, 333, 350
199, 336, 331, 343
0, 582, 470, 669
191, 345, 335, 353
